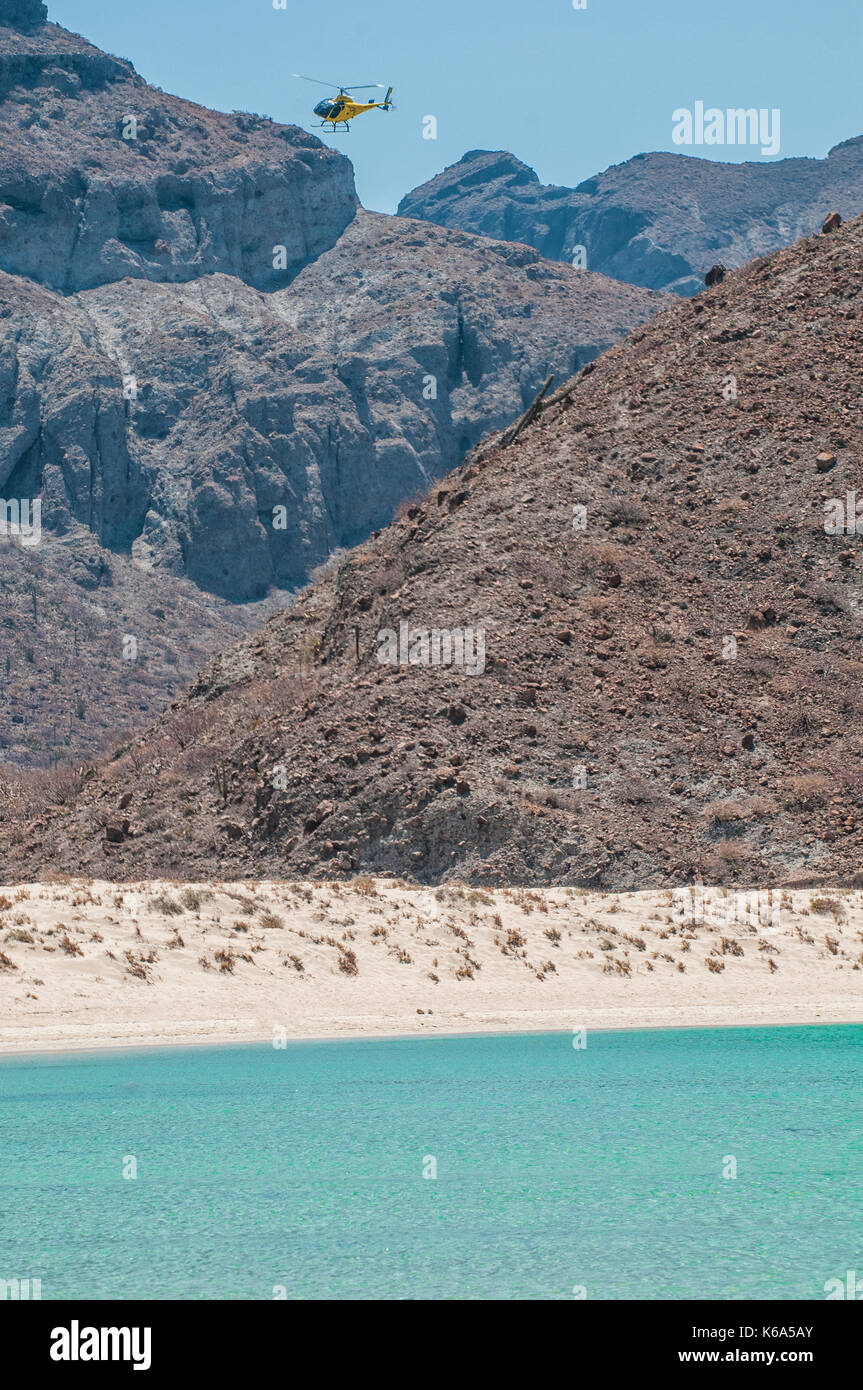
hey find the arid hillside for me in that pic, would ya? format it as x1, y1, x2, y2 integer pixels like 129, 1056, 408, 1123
0, 533, 279, 768
2, 209, 860, 888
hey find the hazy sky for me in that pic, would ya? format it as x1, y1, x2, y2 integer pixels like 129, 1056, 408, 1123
50, 0, 862, 213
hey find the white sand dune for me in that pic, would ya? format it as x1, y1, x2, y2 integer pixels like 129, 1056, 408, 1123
0, 879, 860, 1053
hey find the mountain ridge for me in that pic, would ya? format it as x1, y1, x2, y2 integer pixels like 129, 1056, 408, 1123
398, 142, 863, 294
0, 6, 659, 768
5, 210, 861, 888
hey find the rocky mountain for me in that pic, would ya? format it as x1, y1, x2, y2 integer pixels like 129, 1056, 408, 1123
0, 2, 661, 767
398, 143, 863, 295
1, 217, 660, 601
6, 211, 861, 890
0, 2, 357, 291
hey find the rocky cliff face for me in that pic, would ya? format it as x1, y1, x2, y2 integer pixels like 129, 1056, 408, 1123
0, 9, 357, 291
0, 6, 663, 768
9, 212, 863, 889
0, 1, 47, 29
1, 213, 661, 601
398, 143, 863, 295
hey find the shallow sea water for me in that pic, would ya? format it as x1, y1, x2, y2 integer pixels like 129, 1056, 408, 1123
1, 1024, 860, 1299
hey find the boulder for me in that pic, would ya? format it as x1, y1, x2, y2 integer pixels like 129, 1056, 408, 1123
0, 1, 47, 28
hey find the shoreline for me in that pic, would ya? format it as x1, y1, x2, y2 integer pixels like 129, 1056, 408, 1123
0, 1002, 861, 1060
1, 878, 860, 1061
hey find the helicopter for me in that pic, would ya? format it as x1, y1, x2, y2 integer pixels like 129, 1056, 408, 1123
293, 74, 394, 132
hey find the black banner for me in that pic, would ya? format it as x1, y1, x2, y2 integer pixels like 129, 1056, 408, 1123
5, 1299, 859, 1376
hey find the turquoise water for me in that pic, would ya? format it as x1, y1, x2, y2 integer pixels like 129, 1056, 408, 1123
1, 1025, 861, 1300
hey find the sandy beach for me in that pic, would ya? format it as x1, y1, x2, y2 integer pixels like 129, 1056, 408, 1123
0, 878, 860, 1054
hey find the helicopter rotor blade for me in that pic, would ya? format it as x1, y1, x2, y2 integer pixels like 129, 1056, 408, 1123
292, 74, 344, 89
342, 84, 387, 91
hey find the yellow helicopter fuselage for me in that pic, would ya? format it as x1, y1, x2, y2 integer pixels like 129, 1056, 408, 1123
313, 89, 392, 131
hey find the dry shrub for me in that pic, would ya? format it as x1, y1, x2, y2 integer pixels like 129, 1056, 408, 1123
586, 540, 626, 569
616, 774, 659, 807
583, 595, 613, 617
393, 494, 426, 523
715, 841, 749, 863
782, 774, 832, 808
607, 496, 647, 527
165, 709, 215, 751
705, 797, 772, 824
602, 956, 632, 977
0, 763, 88, 818
467, 889, 494, 906
226, 891, 259, 914
719, 937, 744, 957
124, 949, 156, 981
148, 894, 184, 916
809, 896, 845, 921
338, 947, 358, 976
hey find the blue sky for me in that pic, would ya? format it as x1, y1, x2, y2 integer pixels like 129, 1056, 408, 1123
50, 0, 862, 212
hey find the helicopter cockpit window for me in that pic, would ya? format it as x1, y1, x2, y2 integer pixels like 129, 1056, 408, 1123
314, 99, 342, 119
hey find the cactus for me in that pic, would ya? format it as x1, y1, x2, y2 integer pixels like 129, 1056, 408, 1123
213, 762, 229, 804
